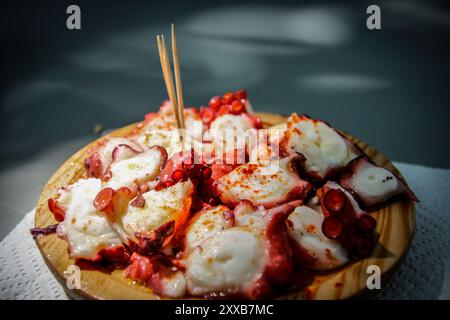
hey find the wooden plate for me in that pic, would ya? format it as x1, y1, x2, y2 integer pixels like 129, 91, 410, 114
34, 112, 415, 300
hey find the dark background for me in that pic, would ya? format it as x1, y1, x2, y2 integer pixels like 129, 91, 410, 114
1, 0, 449, 239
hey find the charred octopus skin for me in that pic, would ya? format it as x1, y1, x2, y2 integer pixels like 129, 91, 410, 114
42, 89, 417, 299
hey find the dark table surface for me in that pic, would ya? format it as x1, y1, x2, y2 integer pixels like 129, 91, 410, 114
1, 0, 449, 240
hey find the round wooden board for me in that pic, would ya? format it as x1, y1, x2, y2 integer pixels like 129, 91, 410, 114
34, 112, 415, 300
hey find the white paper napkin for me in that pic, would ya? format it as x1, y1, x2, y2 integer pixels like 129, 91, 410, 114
0, 208, 67, 299
0, 162, 449, 300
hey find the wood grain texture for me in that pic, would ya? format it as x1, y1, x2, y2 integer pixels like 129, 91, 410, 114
34, 112, 415, 300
